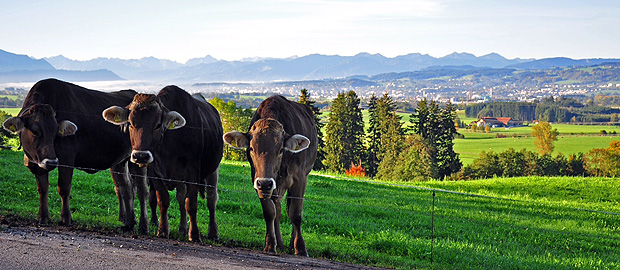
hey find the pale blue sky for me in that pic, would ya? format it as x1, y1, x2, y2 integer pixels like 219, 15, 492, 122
1, 0, 619, 62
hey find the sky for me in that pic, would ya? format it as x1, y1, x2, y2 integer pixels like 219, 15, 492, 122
1, 0, 619, 63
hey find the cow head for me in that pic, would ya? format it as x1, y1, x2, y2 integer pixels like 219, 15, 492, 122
2, 104, 77, 170
223, 118, 310, 199
102, 93, 185, 167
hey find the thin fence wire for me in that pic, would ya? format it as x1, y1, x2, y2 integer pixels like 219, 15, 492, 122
2, 145, 620, 246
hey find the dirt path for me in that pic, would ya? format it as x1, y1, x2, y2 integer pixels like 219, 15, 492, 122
0, 222, 384, 270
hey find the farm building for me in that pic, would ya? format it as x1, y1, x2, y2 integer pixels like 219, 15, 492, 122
476, 117, 523, 128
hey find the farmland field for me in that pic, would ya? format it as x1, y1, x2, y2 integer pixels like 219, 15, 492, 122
0, 149, 618, 269
0, 108, 20, 116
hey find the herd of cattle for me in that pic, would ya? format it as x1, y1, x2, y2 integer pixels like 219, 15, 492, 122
2, 78, 318, 256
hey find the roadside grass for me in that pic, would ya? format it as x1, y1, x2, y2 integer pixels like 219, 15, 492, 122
1, 149, 619, 269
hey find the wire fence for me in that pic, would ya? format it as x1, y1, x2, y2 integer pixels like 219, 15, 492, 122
1, 145, 619, 268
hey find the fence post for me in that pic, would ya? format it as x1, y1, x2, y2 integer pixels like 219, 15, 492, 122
241, 165, 246, 214
431, 190, 436, 265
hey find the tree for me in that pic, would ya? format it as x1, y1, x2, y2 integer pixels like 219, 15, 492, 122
365, 94, 380, 177
365, 93, 403, 177
531, 121, 559, 155
377, 134, 434, 181
209, 97, 253, 161
299, 89, 325, 171
323, 91, 365, 173
409, 99, 461, 179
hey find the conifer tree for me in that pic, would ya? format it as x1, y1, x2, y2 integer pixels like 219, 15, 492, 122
365, 94, 380, 176
409, 99, 461, 179
323, 91, 364, 173
366, 93, 404, 177
299, 89, 325, 170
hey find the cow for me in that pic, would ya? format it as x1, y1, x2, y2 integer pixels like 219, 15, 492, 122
223, 95, 317, 256
102, 86, 223, 242
1, 78, 149, 233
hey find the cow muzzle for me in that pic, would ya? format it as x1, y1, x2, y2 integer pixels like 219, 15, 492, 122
254, 177, 276, 199
38, 158, 59, 170
131, 150, 153, 167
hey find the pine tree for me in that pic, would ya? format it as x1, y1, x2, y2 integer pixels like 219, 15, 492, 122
366, 93, 403, 178
323, 91, 365, 173
298, 89, 325, 170
365, 94, 380, 177
409, 99, 461, 179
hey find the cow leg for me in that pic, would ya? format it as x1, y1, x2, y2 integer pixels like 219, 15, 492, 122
34, 172, 50, 225
57, 166, 74, 226
287, 175, 308, 256
153, 180, 170, 238
274, 198, 284, 249
129, 165, 149, 235
149, 181, 158, 226
185, 184, 201, 242
176, 184, 188, 237
205, 169, 219, 240
110, 163, 135, 231
260, 198, 277, 253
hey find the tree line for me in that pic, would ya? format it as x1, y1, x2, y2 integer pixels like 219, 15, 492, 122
465, 97, 620, 123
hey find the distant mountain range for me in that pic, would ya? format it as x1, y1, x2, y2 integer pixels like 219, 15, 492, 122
0, 49, 121, 83
1, 48, 620, 83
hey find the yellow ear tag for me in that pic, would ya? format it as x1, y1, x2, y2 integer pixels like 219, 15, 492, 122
58, 129, 64, 135
114, 115, 121, 123
168, 121, 176, 130
9, 125, 16, 132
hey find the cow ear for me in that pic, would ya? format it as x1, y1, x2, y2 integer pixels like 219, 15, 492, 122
58, 120, 78, 136
223, 131, 249, 149
2, 117, 24, 134
102, 106, 129, 125
164, 111, 186, 130
284, 134, 310, 153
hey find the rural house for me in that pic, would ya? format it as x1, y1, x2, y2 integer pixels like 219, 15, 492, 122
476, 117, 521, 128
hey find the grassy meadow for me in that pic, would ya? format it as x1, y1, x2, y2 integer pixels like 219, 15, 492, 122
1, 149, 619, 269
1, 108, 20, 116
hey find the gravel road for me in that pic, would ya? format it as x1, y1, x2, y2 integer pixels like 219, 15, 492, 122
0, 220, 384, 270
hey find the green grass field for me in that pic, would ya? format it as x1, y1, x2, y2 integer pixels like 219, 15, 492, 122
0, 108, 20, 116
1, 149, 618, 269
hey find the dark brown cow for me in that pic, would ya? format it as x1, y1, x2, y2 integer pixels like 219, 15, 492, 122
1, 79, 148, 233
223, 95, 317, 256
103, 86, 223, 242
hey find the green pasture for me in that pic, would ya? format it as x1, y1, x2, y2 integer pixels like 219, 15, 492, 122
1, 149, 619, 269
0, 95, 19, 101
456, 123, 620, 165
0, 108, 20, 116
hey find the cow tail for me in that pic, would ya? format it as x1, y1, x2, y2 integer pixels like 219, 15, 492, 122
199, 177, 206, 199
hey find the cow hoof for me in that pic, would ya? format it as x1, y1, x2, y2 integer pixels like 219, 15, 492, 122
121, 225, 134, 232
206, 232, 219, 241
38, 218, 49, 226
59, 219, 72, 227
295, 250, 309, 257
264, 246, 277, 253
189, 236, 202, 243
138, 225, 148, 235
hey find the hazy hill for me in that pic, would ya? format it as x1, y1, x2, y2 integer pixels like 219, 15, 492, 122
0, 50, 122, 83
0, 49, 55, 72
44, 52, 532, 82
508, 57, 620, 69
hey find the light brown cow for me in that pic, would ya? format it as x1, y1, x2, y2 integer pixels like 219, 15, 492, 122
223, 95, 317, 256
